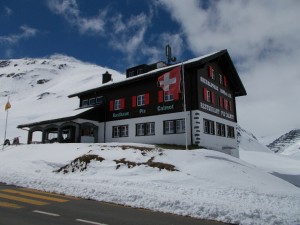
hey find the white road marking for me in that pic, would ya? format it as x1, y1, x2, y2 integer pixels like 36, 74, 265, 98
76, 218, 108, 225
32, 210, 60, 217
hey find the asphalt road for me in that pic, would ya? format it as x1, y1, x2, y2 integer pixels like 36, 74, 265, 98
0, 183, 231, 225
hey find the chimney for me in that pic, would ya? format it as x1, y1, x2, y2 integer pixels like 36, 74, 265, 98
102, 71, 112, 84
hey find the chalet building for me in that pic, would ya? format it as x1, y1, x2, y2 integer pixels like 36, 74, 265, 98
18, 50, 246, 157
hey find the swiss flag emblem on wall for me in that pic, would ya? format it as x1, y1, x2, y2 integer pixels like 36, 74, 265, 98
158, 66, 181, 95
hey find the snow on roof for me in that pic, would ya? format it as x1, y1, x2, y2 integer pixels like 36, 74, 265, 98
18, 106, 94, 128
69, 50, 222, 97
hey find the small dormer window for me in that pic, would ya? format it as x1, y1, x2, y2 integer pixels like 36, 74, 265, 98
137, 68, 143, 74
128, 71, 135, 77
82, 100, 88, 107
96, 96, 103, 104
89, 98, 95, 105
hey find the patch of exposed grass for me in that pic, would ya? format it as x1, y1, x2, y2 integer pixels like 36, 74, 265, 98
114, 156, 178, 172
55, 154, 105, 174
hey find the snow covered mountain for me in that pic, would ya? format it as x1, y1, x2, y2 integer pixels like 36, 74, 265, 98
237, 125, 271, 152
0, 55, 124, 142
267, 129, 300, 158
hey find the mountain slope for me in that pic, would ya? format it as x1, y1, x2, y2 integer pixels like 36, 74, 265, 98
267, 129, 300, 152
237, 125, 271, 152
0, 55, 124, 142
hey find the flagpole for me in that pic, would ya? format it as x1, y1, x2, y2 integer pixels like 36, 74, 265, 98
181, 63, 188, 150
2, 98, 9, 151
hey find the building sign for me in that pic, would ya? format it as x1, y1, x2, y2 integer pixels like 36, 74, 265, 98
200, 77, 219, 91
113, 112, 130, 118
200, 102, 235, 120
220, 88, 232, 99
200, 77, 232, 99
157, 104, 174, 112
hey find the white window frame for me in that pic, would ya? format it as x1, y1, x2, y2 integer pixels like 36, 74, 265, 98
137, 94, 145, 107
164, 120, 174, 134
114, 99, 121, 110
227, 126, 235, 138
89, 98, 95, 105
146, 123, 155, 135
176, 119, 185, 133
136, 123, 145, 136
82, 99, 89, 107
113, 126, 120, 138
96, 97, 102, 104
113, 125, 128, 138
206, 90, 211, 103
121, 125, 128, 137
204, 119, 215, 135
164, 92, 174, 102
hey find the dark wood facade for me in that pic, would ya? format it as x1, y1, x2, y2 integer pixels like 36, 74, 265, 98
73, 50, 245, 124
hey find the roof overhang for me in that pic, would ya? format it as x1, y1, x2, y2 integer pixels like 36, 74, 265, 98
17, 106, 99, 129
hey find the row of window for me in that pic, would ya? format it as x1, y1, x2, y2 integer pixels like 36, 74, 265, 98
208, 65, 228, 87
112, 119, 186, 138
203, 119, 235, 138
82, 97, 103, 107
110, 91, 179, 111
203, 88, 233, 111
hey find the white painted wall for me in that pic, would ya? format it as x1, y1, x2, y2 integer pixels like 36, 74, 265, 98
192, 110, 239, 157
103, 112, 191, 146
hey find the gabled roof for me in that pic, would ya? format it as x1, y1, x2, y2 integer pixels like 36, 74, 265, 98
68, 49, 246, 98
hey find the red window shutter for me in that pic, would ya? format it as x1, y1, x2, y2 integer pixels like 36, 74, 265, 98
224, 76, 228, 87
219, 96, 223, 108
208, 66, 213, 78
158, 90, 164, 103
224, 99, 228, 110
203, 87, 207, 101
229, 101, 233, 112
132, 96, 137, 108
109, 100, 114, 111
145, 93, 150, 105
120, 98, 125, 109
211, 92, 215, 104
174, 92, 180, 101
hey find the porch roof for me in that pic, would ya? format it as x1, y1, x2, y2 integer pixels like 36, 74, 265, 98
17, 106, 97, 129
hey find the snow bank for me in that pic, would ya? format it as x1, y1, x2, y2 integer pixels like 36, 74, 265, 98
0, 143, 299, 225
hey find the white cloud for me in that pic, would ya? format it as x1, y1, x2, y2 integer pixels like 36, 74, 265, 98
157, 0, 300, 137
160, 33, 184, 59
47, 0, 106, 34
4, 6, 13, 16
0, 25, 38, 45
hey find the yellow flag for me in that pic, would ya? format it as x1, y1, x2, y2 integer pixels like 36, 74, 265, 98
5, 101, 11, 111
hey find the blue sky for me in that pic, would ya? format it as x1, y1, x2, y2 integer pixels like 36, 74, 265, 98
0, 0, 192, 72
1, 0, 300, 137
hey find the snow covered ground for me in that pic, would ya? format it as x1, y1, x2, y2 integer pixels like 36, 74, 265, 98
0, 143, 300, 225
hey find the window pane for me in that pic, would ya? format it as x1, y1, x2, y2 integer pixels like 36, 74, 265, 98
146, 123, 155, 135
89, 98, 95, 105
165, 121, 174, 134
82, 100, 88, 107
115, 99, 121, 110
121, 126, 128, 137
176, 119, 185, 133
164, 92, 174, 102
137, 124, 144, 136
96, 97, 102, 104
137, 95, 145, 106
